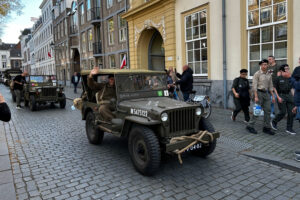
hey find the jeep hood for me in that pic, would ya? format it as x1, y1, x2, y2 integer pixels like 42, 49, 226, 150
119, 97, 198, 112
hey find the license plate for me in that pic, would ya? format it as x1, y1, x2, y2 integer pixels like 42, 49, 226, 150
185, 143, 202, 152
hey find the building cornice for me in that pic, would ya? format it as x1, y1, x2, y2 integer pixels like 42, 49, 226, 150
39, 0, 48, 9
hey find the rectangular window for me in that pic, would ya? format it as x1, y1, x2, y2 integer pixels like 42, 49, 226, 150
120, 53, 127, 69
81, 32, 86, 53
118, 15, 127, 42
247, 0, 287, 76
1, 55, 6, 59
2, 62, 6, 68
88, 29, 93, 51
108, 18, 114, 45
109, 55, 116, 68
107, 0, 113, 9
80, 3, 85, 25
87, 0, 91, 21
185, 10, 207, 76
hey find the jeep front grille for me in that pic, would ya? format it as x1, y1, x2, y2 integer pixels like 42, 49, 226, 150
42, 88, 56, 96
169, 108, 196, 133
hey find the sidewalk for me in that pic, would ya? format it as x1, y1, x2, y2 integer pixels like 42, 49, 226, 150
213, 107, 300, 171
0, 122, 16, 200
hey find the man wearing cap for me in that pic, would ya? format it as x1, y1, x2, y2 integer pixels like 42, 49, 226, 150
271, 64, 295, 135
88, 67, 116, 122
246, 59, 276, 135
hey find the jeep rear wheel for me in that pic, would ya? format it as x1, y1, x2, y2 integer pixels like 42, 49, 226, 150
29, 95, 36, 111
192, 118, 216, 158
59, 94, 66, 109
128, 125, 161, 176
85, 112, 104, 145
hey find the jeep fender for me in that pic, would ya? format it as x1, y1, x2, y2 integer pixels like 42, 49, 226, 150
121, 116, 161, 137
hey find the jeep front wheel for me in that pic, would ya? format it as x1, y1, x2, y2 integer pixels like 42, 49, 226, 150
29, 95, 36, 111
85, 112, 104, 144
192, 118, 217, 158
128, 125, 161, 176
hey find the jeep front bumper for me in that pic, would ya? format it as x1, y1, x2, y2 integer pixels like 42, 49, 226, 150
165, 131, 220, 153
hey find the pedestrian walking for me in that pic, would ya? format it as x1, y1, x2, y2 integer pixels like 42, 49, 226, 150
0, 93, 11, 122
271, 65, 296, 135
268, 56, 279, 118
71, 72, 80, 93
13, 71, 28, 109
175, 65, 193, 101
246, 59, 276, 135
166, 70, 178, 100
231, 69, 251, 122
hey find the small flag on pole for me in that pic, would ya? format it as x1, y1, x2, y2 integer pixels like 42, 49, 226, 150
120, 55, 126, 69
48, 52, 52, 58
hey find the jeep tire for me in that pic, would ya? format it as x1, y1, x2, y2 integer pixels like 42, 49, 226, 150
85, 112, 104, 144
59, 94, 66, 109
128, 125, 161, 176
192, 118, 217, 158
29, 95, 36, 111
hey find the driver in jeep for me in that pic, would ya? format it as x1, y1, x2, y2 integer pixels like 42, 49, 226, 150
87, 67, 117, 122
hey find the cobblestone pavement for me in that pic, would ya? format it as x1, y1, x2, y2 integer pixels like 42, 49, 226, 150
1, 85, 300, 200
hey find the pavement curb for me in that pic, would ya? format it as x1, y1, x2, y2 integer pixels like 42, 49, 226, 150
242, 151, 300, 173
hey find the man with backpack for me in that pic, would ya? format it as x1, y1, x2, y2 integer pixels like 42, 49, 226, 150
231, 69, 251, 123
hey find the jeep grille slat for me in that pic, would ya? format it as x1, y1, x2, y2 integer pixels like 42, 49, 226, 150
42, 88, 57, 96
169, 108, 196, 134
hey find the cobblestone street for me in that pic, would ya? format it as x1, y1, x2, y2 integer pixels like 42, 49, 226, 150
1, 84, 300, 200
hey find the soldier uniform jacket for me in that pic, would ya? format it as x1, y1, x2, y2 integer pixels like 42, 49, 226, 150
252, 70, 273, 92
87, 77, 116, 102
268, 63, 280, 84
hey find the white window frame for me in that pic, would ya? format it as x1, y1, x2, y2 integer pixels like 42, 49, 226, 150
247, 0, 288, 78
81, 32, 86, 53
107, 0, 113, 9
184, 9, 208, 76
109, 55, 116, 68
108, 18, 114, 45
118, 15, 127, 42
80, 3, 85, 25
88, 29, 93, 52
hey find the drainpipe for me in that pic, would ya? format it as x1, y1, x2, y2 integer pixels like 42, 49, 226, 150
222, 0, 227, 109
125, 0, 130, 68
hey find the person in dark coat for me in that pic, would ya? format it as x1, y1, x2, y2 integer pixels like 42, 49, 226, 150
175, 65, 193, 101
71, 72, 80, 93
0, 93, 11, 122
231, 69, 251, 122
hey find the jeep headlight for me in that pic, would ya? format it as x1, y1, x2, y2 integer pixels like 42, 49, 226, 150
196, 108, 202, 116
56, 88, 60, 92
161, 113, 168, 122
37, 88, 42, 93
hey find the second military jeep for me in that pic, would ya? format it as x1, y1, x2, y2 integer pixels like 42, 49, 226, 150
80, 69, 219, 176
23, 75, 66, 111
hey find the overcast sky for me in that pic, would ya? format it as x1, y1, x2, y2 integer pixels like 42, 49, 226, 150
1, 0, 42, 43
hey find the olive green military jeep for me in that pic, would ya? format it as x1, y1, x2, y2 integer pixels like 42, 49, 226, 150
23, 75, 66, 111
80, 69, 219, 176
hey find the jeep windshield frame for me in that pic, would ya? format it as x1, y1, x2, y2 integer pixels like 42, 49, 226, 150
115, 73, 168, 101
28, 75, 57, 87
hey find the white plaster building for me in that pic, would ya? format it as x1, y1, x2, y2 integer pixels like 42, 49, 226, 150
31, 0, 55, 75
